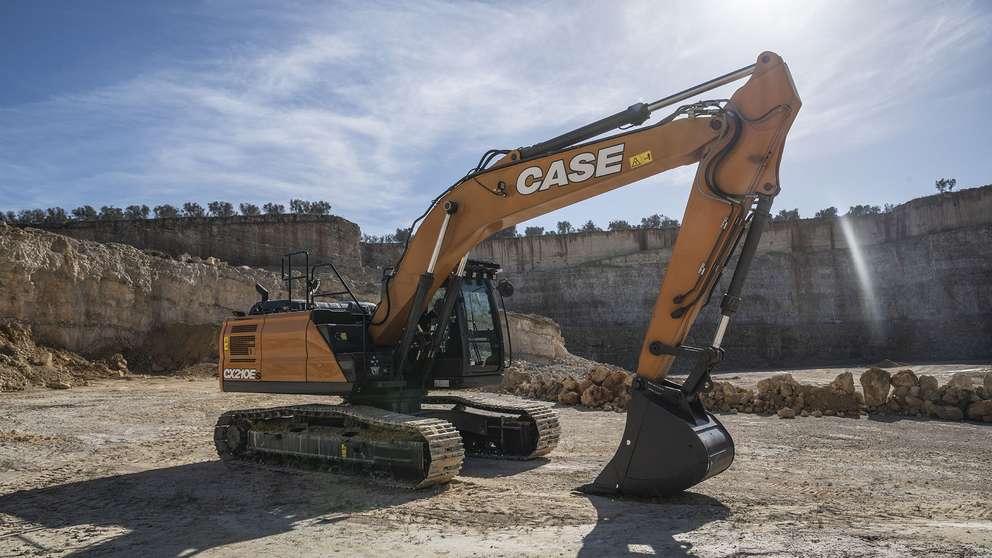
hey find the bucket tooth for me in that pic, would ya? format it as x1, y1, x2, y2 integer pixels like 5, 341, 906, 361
581, 379, 734, 497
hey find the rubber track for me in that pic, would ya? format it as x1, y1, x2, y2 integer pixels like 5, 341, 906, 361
214, 404, 464, 488
423, 392, 560, 459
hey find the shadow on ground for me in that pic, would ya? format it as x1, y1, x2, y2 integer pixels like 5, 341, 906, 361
0, 460, 436, 557
457, 457, 549, 478
577, 491, 730, 557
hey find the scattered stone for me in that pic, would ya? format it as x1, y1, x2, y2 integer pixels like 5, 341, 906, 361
558, 390, 580, 405
812, 410, 823, 418
800, 409, 809, 417
860, 368, 891, 407
985, 373, 992, 396
777, 407, 796, 419
46, 380, 71, 390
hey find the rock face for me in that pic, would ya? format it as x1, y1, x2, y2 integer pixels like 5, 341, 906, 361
472, 185, 992, 369
0, 223, 283, 369
505, 312, 570, 362
860, 368, 891, 407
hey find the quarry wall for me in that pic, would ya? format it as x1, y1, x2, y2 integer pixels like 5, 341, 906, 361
14, 186, 991, 371
0, 222, 284, 370
472, 186, 992, 369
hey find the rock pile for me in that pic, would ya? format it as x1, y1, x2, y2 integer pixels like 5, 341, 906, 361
863, 368, 992, 422
0, 321, 125, 391
502, 361, 633, 411
701, 372, 863, 417
505, 354, 992, 423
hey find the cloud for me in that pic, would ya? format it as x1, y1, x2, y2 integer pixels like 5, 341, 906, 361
1, 0, 990, 231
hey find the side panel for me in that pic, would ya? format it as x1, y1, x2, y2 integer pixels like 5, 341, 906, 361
220, 317, 264, 388
305, 319, 349, 383
257, 312, 309, 382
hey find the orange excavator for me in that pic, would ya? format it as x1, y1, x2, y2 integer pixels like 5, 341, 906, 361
213, 51, 801, 496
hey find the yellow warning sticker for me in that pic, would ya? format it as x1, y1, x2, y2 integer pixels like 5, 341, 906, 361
340, 443, 348, 458
223, 336, 230, 353
629, 150, 653, 169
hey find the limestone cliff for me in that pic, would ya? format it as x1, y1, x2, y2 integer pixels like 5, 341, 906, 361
0, 222, 283, 370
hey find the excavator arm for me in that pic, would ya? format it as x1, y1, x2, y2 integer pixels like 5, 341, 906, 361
371, 51, 800, 381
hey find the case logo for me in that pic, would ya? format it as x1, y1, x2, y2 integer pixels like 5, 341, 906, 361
516, 143, 624, 195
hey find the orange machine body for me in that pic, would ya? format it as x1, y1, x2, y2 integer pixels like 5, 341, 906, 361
218, 311, 352, 393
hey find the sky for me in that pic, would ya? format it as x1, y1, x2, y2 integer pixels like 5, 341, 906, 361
1, 0, 990, 235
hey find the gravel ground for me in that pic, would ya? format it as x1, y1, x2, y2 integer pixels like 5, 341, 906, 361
1, 371, 991, 557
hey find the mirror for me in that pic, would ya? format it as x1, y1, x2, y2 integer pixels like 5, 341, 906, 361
497, 279, 514, 298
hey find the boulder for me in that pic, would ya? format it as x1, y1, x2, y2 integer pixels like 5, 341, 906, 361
890, 369, 918, 388
777, 407, 796, 419
966, 400, 992, 421
860, 368, 891, 407
830, 372, 856, 394
947, 373, 974, 389
580, 385, 612, 407
919, 375, 940, 401
561, 376, 579, 393
558, 390, 580, 405
602, 370, 628, 390
588, 366, 610, 385
934, 405, 964, 421
985, 373, 992, 396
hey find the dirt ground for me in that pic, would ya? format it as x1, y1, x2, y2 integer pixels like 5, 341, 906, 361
1, 367, 991, 557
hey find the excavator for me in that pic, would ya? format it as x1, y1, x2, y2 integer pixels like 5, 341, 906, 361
213, 51, 801, 497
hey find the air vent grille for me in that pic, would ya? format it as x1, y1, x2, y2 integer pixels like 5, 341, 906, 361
231, 324, 258, 334
229, 335, 256, 358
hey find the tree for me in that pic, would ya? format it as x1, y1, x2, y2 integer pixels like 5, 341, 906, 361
523, 226, 544, 237
2, 211, 15, 224
307, 200, 332, 215
124, 205, 150, 219
154, 204, 179, 218
492, 225, 517, 238
935, 178, 956, 193
608, 219, 633, 231
639, 214, 680, 229
239, 203, 260, 216
847, 204, 881, 217
99, 206, 124, 220
263, 202, 284, 215
71, 206, 98, 221
556, 221, 574, 235
814, 206, 837, 219
579, 220, 601, 233
45, 207, 69, 225
207, 201, 235, 217
882, 203, 897, 213
772, 208, 800, 222
393, 227, 411, 242
182, 202, 205, 217
289, 199, 310, 214
17, 209, 45, 224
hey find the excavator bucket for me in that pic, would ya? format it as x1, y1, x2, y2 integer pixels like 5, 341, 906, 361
582, 379, 734, 497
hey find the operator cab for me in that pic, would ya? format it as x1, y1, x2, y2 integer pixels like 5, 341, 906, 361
240, 251, 513, 389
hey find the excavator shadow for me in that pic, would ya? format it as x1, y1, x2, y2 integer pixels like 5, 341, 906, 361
457, 457, 550, 479
577, 491, 729, 557
0, 460, 438, 557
